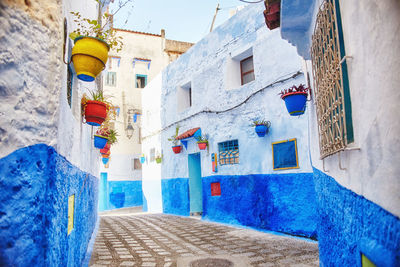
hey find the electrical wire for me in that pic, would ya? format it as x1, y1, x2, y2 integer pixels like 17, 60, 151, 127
238, 0, 264, 3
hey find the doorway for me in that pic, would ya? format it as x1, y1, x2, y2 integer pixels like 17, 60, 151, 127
188, 153, 202, 215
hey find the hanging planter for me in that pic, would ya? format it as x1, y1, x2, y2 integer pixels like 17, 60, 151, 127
102, 150, 111, 158
84, 100, 108, 126
155, 157, 162, 164
71, 36, 109, 82
94, 135, 108, 149
102, 157, 109, 165
140, 155, 146, 164
280, 84, 309, 116
252, 120, 271, 137
197, 142, 207, 150
100, 143, 111, 154
195, 134, 209, 150
172, 145, 182, 154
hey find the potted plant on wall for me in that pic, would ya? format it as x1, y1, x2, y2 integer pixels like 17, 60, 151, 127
155, 153, 162, 164
81, 89, 115, 126
140, 154, 146, 164
94, 127, 110, 149
69, 0, 131, 81
279, 84, 309, 116
168, 125, 182, 154
195, 134, 209, 150
251, 119, 271, 137
99, 128, 118, 152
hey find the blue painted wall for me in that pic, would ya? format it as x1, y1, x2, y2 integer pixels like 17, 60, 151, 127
99, 179, 143, 211
202, 173, 318, 238
0, 144, 98, 267
313, 168, 400, 266
161, 178, 189, 216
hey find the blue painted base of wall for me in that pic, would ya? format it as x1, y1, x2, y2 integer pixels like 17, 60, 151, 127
161, 178, 189, 216
202, 174, 317, 239
99, 177, 143, 211
0, 144, 98, 267
313, 168, 400, 266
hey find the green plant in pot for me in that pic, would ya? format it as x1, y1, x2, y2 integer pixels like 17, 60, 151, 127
81, 89, 115, 126
195, 134, 209, 150
251, 119, 271, 137
69, 0, 133, 81
155, 153, 162, 164
168, 125, 182, 154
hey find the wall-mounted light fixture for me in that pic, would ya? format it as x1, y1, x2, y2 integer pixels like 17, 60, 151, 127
126, 122, 134, 139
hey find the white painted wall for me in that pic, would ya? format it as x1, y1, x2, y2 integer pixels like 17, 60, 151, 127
0, 0, 100, 176
156, 3, 310, 182
306, 0, 400, 217
141, 74, 163, 213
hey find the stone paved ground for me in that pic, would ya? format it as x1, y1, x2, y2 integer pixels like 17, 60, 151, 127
89, 214, 319, 267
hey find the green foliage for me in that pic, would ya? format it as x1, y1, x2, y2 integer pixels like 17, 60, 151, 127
107, 129, 118, 145
69, 0, 133, 52
251, 119, 271, 128
168, 125, 180, 146
195, 134, 209, 144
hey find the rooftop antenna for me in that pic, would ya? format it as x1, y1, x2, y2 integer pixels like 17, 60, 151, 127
210, 3, 220, 32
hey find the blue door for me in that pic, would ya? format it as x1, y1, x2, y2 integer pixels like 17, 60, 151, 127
188, 153, 202, 214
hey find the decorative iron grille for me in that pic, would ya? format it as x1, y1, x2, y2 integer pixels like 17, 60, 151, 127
218, 140, 239, 165
311, 0, 351, 159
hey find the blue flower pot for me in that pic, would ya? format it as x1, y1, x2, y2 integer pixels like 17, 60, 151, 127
102, 157, 109, 164
94, 135, 108, 149
283, 92, 307, 116
140, 157, 145, 164
255, 125, 268, 137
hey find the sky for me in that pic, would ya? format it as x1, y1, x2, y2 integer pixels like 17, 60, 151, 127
110, 0, 249, 43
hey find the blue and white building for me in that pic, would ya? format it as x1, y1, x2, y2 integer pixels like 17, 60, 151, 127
142, 3, 318, 238
279, 0, 400, 265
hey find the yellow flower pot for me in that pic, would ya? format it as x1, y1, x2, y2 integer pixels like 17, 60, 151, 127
71, 36, 109, 82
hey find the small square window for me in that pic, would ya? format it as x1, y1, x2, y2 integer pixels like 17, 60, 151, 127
240, 56, 255, 85
218, 140, 239, 165
177, 81, 192, 112
105, 72, 116, 86
133, 158, 142, 170
136, 74, 147, 88
272, 138, 299, 170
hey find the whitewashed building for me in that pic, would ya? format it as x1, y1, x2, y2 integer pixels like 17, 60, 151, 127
100, 28, 193, 211
142, 3, 318, 238
278, 0, 400, 265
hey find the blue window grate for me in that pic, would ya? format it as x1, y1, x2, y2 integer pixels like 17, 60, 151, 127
218, 140, 239, 165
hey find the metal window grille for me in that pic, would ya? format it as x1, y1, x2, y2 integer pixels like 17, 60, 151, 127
311, 0, 350, 159
67, 65, 73, 107
133, 158, 142, 170
218, 140, 239, 165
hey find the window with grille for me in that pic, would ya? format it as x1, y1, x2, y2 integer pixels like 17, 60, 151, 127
67, 65, 73, 107
105, 72, 116, 86
240, 56, 255, 85
136, 74, 147, 88
218, 140, 239, 165
311, 0, 353, 159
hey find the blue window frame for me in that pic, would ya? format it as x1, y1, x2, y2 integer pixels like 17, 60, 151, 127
136, 74, 147, 88
272, 138, 299, 170
218, 140, 239, 165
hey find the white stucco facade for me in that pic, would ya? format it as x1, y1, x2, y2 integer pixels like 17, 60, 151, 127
141, 3, 311, 211
308, 0, 400, 217
101, 28, 193, 182
0, 0, 102, 176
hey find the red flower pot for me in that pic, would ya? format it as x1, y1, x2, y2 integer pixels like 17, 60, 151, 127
84, 100, 107, 126
172, 146, 182, 154
100, 143, 111, 154
197, 142, 207, 150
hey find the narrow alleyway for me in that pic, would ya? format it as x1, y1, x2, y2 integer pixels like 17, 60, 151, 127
89, 212, 319, 267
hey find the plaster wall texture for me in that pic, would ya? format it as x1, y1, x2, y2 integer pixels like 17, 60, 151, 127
0, 0, 101, 176
141, 74, 163, 213
0, 144, 98, 267
160, 3, 310, 180
305, 0, 400, 218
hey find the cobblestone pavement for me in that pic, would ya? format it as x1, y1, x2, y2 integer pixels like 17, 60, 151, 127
89, 214, 319, 267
